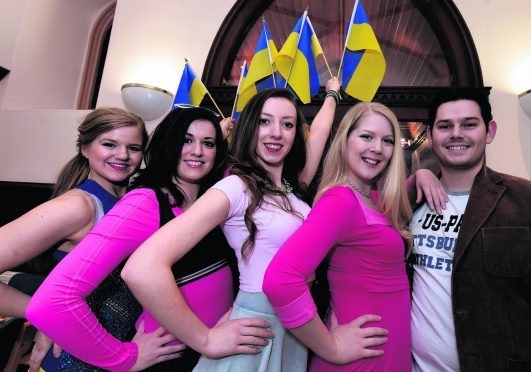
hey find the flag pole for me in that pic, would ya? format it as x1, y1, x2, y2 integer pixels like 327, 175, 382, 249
231, 60, 247, 120
263, 18, 277, 88
337, 0, 359, 79
206, 91, 225, 119
306, 17, 333, 79
284, 9, 308, 89
186, 58, 226, 119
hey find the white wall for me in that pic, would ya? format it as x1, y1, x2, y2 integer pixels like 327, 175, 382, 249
454, 0, 531, 178
0, 0, 113, 183
0, 0, 29, 108
1, 0, 530, 182
96, 0, 233, 108
0, 0, 113, 110
0, 110, 89, 183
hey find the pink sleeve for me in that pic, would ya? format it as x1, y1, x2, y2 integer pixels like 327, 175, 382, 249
25, 189, 160, 371
263, 187, 355, 328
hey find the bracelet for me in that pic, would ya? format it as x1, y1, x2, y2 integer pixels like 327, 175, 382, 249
325, 90, 340, 104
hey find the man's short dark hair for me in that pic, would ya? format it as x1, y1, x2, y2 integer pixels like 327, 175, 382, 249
428, 88, 493, 127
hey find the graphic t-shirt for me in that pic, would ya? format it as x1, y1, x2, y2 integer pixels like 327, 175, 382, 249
410, 192, 469, 372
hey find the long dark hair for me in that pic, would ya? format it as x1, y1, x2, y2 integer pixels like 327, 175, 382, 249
229, 88, 308, 259
132, 106, 227, 207
52, 108, 147, 198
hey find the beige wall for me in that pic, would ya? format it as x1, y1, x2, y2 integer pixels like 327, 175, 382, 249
0, 0, 530, 182
97, 0, 233, 109
454, 0, 531, 178
0, 110, 88, 182
0, 0, 114, 110
0, 0, 113, 182
0, 0, 28, 108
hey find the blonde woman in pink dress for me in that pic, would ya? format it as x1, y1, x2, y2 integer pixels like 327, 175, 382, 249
263, 102, 415, 371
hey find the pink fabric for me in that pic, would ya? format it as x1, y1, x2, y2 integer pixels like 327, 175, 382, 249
213, 175, 310, 292
263, 186, 411, 371
138, 265, 233, 344
26, 188, 231, 371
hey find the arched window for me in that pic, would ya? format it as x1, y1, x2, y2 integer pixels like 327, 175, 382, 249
203, 0, 489, 172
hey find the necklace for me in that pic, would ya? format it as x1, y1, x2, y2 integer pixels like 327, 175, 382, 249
264, 178, 293, 194
345, 177, 375, 206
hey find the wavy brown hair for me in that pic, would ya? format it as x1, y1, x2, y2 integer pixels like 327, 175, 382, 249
229, 89, 309, 260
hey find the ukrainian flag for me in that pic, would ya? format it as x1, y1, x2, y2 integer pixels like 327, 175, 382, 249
341, 0, 385, 102
173, 62, 208, 106
236, 20, 278, 113
233, 61, 249, 120
276, 11, 323, 104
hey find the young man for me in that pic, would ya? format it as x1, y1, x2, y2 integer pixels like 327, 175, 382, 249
410, 89, 531, 371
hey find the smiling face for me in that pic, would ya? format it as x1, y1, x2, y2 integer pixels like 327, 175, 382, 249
345, 112, 395, 189
81, 125, 143, 192
177, 119, 217, 184
428, 99, 496, 172
254, 97, 297, 175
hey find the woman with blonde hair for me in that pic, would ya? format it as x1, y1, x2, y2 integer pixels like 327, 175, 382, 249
263, 102, 415, 371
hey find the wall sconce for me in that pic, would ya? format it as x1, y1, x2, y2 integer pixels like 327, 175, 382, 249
0, 66, 9, 81
121, 83, 173, 121
519, 90, 531, 118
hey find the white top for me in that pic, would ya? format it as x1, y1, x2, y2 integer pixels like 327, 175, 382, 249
213, 175, 310, 292
410, 192, 470, 372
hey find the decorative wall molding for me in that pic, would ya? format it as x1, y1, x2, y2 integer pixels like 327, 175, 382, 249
76, 2, 116, 109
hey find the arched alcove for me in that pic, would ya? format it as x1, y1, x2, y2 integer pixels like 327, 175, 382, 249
202, 0, 490, 174
202, 0, 486, 121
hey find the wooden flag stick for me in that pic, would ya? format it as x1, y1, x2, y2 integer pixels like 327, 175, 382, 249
206, 91, 225, 119
337, 0, 359, 78
306, 16, 341, 99
186, 58, 225, 119
284, 9, 308, 89
263, 18, 277, 88
231, 60, 247, 120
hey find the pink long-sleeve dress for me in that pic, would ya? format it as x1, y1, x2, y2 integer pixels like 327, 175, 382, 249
263, 186, 411, 371
26, 188, 233, 371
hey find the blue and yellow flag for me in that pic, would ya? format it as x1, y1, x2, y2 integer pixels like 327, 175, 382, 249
232, 60, 248, 120
173, 62, 208, 106
236, 20, 278, 113
341, 0, 385, 102
276, 11, 323, 104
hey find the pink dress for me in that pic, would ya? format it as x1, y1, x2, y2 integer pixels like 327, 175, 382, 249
263, 186, 411, 371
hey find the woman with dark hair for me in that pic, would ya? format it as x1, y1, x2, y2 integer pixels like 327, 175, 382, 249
121, 85, 394, 371
26, 106, 270, 371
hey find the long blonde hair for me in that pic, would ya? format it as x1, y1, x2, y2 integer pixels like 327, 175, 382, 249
316, 102, 412, 248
